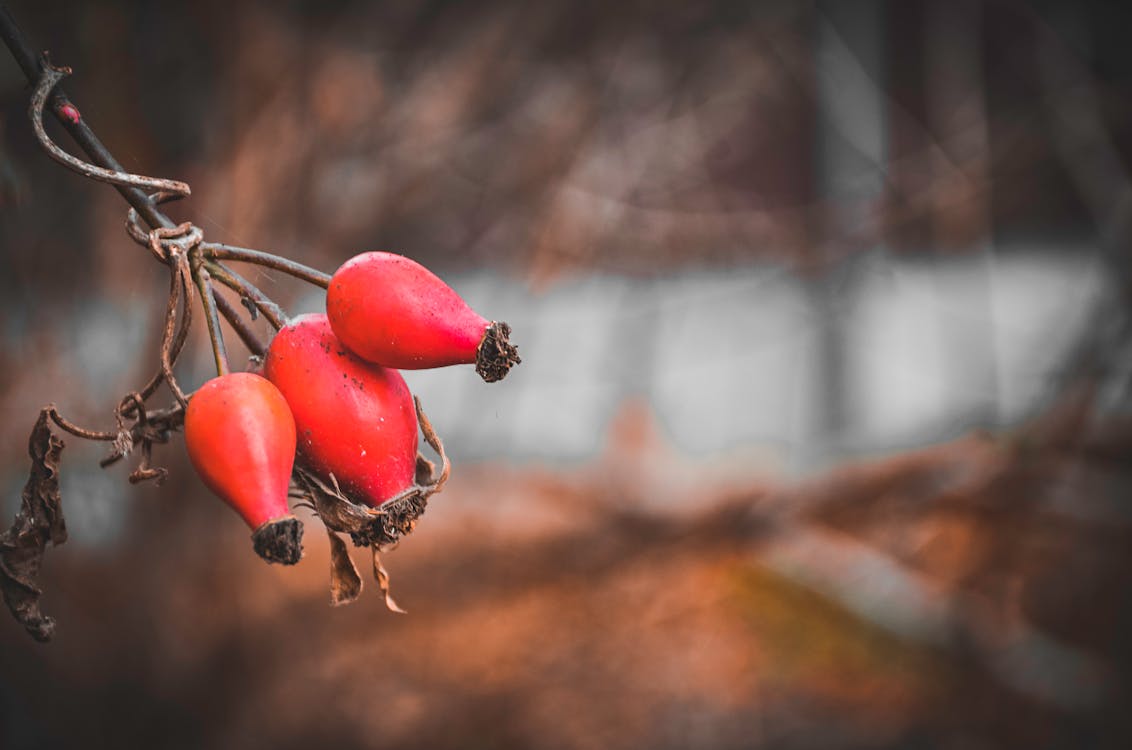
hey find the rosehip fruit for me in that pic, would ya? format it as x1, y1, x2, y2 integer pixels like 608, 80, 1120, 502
184, 372, 303, 564
263, 313, 419, 507
326, 251, 520, 382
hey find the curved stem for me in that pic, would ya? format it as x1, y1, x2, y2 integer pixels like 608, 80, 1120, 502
46, 406, 116, 441
30, 61, 191, 198
192, 263, 230, 377
131, 263, 193, 405
203, 242, 331, 289
0, 6, 176, 230
161, 265, 191, 407
205, 260, 288, 329
213, 292, 268, 357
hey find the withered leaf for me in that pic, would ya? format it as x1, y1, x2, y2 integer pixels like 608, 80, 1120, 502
372, 548, 407, 614
0, 409, 67, 642
328, 530, 362, 606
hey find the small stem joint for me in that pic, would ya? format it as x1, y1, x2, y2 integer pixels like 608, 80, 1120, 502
145, 222, 203, 265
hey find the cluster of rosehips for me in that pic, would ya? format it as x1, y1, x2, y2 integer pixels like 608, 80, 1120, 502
183, 251, 519, 564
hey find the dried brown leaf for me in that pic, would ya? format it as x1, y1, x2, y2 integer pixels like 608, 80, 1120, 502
328, 530, 362, 606
0, 409, 67, 642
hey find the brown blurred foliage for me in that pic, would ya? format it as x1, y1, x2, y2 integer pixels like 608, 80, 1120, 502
0, 399, 1130, 749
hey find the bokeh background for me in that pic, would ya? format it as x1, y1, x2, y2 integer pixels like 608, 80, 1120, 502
3, 0, 1132, 748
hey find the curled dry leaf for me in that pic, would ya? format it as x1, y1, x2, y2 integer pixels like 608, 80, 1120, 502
372, 548, 407, 614
327, 531, 362, 606
294, 396, 449, 611
0, 409, 67, 642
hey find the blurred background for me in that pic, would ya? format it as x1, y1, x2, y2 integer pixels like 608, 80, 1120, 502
2, 0, 1132, 747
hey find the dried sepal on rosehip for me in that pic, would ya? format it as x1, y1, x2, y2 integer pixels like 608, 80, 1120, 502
291, 393, 450, 548
326, 251, 520, 382
184, 372, 303, 565
293, 394, 449, 609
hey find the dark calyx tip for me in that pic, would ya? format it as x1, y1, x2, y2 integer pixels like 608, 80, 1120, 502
252, 516, 304, 565
476, 321, 520, 383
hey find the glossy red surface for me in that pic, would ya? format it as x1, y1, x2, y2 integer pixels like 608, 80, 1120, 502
264, 313, 418, 507
327, 251, 488, 369
184, 372, 296, 528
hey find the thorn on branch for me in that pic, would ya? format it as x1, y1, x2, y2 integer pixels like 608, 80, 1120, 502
240, 295, 259, 320
213, 292, 267, 357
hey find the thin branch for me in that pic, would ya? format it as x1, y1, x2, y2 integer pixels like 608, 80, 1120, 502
192, 263, 230, 377
206, 260, 288, 329
213, 291, 267, 357
203, 242, 331, 289
0, 4, 176, 231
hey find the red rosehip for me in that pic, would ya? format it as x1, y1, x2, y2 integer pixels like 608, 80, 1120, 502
184, 372, 302, 564
326, 251, 520, 382
263, 313, 418, 507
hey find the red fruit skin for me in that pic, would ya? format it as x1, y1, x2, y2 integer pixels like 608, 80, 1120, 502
326, 251, 489, 369
264, 313, 419, 507
184, 373, 296, 529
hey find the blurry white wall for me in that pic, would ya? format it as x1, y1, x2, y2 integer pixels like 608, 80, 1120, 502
401, 245, 1108, 469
